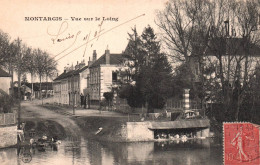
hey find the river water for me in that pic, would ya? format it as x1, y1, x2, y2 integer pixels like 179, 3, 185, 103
0, 137, 222, 165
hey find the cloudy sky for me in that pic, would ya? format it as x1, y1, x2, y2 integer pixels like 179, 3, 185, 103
0, 0, 167, 75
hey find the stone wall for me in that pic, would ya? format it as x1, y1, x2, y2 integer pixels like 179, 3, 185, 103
0, 125, 17, 148
125, 121, 210, 141
126, 122, 154, 141
196, 128, 210, 138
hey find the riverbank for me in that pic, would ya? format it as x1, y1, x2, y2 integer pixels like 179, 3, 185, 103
39, 104, 132, 142
75, 116, 128, 142
21, 102, 223, 143
22, 119, 67, 142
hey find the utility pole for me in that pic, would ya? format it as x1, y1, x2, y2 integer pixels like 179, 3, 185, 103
72, 73, 75, 115
17, 38, 22, 130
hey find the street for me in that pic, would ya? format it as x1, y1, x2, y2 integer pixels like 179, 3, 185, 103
21, 101, 82, 138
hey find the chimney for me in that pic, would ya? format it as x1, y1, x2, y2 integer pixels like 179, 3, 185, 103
88, 56, 93, 66
93, 50, 97, 61
64, 67, 67, 73
75, 61, 79, 70
79, 60, 85, 69
105, 49, 110, 65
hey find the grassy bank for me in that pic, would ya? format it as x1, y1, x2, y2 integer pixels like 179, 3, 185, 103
74, 116, 127, 142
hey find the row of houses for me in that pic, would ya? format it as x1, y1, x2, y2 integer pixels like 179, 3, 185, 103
53, 49, 129, 107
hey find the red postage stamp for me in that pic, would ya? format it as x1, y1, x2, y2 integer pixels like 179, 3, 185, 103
223, 122, 260, 165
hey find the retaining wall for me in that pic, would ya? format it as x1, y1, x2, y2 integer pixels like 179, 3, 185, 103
125, 121, 210, 141
126, 122, 154, 141
0, 125, 17, 148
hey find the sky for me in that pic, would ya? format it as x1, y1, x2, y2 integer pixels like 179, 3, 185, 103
0, 0, 168, 76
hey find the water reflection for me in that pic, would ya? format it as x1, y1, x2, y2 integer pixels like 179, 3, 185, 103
0, 137, 222, 165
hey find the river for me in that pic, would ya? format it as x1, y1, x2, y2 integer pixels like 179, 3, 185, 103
0, 137, 222, 165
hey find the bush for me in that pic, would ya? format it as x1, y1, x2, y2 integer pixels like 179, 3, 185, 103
103, 92, 114, 106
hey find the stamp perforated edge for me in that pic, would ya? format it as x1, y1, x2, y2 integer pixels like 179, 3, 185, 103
223, 121, 253, 165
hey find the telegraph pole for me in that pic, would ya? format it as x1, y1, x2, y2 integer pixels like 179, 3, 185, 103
17, 38, 22, 130
72, 73, 75, 115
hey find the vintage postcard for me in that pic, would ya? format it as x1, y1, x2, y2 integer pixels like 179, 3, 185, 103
0, 0, 259, 165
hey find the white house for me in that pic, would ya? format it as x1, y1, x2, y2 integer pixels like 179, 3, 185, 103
0, 68, 11, 95
87, 49, 129, 105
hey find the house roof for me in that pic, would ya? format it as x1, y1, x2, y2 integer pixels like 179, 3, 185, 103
90, 53, 129, 68
0, 68, 11, 77
205, 37, 260, 56
148, 119, 210, 129
54, 66, 88, 81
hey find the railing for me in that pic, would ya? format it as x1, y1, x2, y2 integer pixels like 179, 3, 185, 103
0, 113, 17, 126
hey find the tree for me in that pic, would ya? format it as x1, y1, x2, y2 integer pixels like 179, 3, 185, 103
23, 47, 36, 98
140, 26, 173, 112
43, 55, 57, 98
119, 27, 146, 108
119, 26, 173, 113
0, 30, 10, 66
156, 0, 260, 122
156, 0, 211, 103
34, 49, 47, 101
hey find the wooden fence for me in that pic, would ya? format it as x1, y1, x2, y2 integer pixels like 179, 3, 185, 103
0, 113, 17, 126
114, 97, 202, 113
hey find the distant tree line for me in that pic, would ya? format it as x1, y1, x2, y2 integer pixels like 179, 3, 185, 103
0, 29, 57, 100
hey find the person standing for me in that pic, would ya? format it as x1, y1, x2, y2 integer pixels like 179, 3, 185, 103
83, 95, 87, 109
80, 93, 84, 108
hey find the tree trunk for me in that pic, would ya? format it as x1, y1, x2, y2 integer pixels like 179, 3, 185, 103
235, 96, 240, 121
17, 64, 21, 129
40, 75, 42, 105
46, 75, 48, 98
10, 65, 14, 96
31, 73, 34, 100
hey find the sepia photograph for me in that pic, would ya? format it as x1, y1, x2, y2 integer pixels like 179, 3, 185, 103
0, 0, 259, 164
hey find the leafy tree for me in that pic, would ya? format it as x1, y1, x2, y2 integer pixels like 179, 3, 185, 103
156, 0, 260, 122
34, 49, 47, 100
0, 30, 10, 66
120, 27, 146, 108
119, 26, 173, 113
43, 55, 57, 97
23, 47, 36, 97
140, 26, 173, 112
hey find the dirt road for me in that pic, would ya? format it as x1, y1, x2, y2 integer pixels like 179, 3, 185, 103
21, 101, 82, 138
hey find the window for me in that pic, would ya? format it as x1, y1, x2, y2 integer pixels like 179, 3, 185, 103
112, 72, 117, 82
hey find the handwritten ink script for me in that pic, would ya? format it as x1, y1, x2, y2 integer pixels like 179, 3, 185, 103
46, 14, 145, 60
223, 122, 259, 165
47, 20, 105, 58
47, 20, 104, 44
